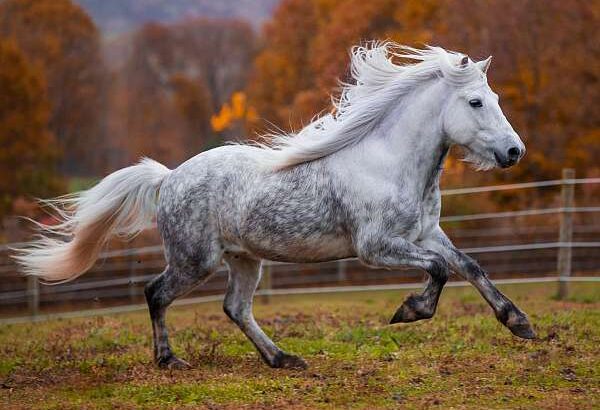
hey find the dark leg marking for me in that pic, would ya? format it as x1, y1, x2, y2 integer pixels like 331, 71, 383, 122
145, 265, 213, 369
495, 300, 536, 339
355, 236, 450, 325
390, 257, 449, 324
461, 256, 536, 339
271, 350, 310, 369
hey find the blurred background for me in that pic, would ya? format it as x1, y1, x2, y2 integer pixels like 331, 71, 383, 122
0, 0, 598, 319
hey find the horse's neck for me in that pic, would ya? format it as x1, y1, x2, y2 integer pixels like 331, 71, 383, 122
330, 79, 450, 198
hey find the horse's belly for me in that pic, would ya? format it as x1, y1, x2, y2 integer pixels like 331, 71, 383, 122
240, 233, 354, 263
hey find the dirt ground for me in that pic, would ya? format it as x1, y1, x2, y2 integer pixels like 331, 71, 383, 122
1, 282, 599, 409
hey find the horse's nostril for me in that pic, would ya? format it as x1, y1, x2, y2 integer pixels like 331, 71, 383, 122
507, 147, 520, 160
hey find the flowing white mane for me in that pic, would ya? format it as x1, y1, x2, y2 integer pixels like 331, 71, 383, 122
252, 42, 487, 169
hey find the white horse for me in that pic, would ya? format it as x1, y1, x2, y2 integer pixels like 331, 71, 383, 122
15, 43, 532, 370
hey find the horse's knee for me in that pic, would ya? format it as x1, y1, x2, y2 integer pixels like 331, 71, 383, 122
428, 256, 449, 281
460, 256, 488, 281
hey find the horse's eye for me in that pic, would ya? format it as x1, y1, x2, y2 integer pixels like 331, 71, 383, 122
469, 98, 483, 108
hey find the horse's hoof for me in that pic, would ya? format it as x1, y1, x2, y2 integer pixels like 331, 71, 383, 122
272, 352, 308, 370
390, 295, 433, 324
497, 304, 536, 339
157, 354, 192, 370
508, 322, 536, 339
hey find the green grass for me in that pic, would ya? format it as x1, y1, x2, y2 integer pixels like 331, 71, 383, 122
1, 282, 599, 409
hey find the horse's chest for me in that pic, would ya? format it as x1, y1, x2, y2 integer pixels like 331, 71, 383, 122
378, 194, 440, 242
397, 205, 427, 242
415, 192, 441, 240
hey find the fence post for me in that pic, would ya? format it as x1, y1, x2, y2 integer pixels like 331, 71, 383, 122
27, 276, 39, 317
337, 259, 347, 283
557, 168, 575, 300
129, 253, 137, 303
260, 262, 272, 304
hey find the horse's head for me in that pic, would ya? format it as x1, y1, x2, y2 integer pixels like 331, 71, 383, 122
442, 56, 525, 170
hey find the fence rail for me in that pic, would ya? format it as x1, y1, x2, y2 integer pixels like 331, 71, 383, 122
439, 177, 600, 195
1, 169, 598, 322
2, 275, 599, 326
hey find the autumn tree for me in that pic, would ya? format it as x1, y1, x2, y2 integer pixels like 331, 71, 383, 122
250, 0, 599, 188
0, 39, 61, 218
441, 0, 599, 183
171, 74, 213, 150
175, 18, 256, 108
248, 0, 444, 132
249, 0, 320, 128
311, 0, 441, 94
122, 23, 186, 165
120, 18, 256, 165
0, 0, 107, 175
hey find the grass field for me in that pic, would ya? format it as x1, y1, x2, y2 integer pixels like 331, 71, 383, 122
1, 282, 599, 409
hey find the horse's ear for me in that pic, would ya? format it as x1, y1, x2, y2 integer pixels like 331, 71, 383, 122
460, 55, 469, 68
476, 56, 492, 74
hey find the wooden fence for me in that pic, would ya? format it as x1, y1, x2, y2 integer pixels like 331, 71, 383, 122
1, 169, 598, 322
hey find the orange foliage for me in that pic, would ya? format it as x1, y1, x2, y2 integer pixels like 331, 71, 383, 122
116, 19, 256, 165
249, 0, 599, 185
0, 0, 106, 176
0, 39, 61, 216
249, 0, 444, 132
211, 92, 258, 134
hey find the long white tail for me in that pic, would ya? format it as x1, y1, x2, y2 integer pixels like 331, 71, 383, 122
12, 158, 171, 284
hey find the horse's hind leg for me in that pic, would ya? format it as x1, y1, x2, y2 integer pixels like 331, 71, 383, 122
144, 265, 214, 369
223, 254, 308, 369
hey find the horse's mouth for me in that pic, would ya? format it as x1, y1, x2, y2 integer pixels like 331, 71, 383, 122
494, 152, 517, 168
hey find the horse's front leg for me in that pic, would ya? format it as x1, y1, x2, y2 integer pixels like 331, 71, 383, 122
422, 228, 536, 339
356, 235, 449, 323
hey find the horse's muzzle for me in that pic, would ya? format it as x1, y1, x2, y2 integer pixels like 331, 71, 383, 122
494, 146, 524, 168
